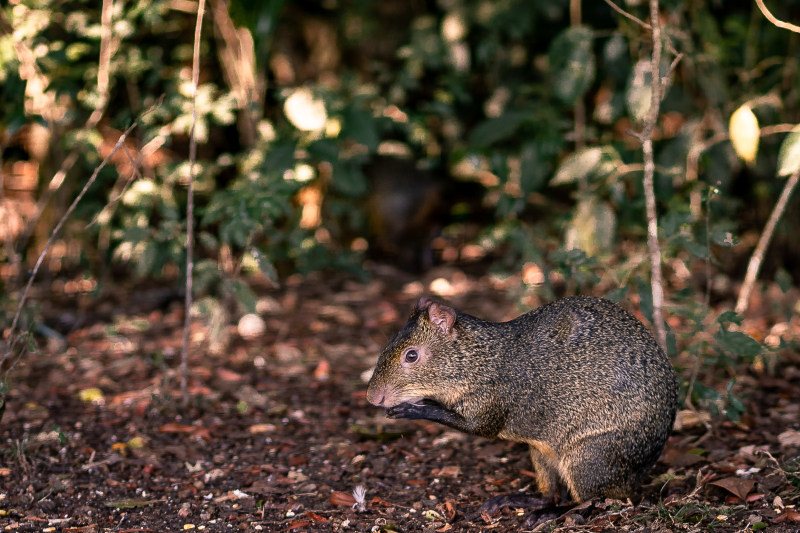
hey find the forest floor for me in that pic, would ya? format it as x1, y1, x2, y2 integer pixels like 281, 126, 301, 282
1, 265, 799, 532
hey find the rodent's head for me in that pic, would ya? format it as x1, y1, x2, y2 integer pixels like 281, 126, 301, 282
366, 297, 461, 408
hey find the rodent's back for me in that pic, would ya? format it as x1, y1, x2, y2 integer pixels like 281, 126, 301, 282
490, 296, 677, 454
367, 295, 678, 502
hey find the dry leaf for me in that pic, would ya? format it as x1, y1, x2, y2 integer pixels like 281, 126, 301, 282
330, 491, 356, 507
305, 512, 328, 523
313, 359, 331, 381
777, 429, 800, 448
709, 477, 755, 501
436, 465, 461, 478
285, 520, 311, 530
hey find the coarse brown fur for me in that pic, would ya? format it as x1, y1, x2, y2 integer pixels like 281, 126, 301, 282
366, 296, 678, 503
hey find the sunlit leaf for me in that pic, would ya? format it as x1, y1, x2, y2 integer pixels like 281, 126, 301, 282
626, 60, 652, 123
565, 197, 616, 256
549, 26, 595, 104
551, 146, 620, 185
776, 126, 800, 177
729, 104, 760, 164
284, 88, 327, 132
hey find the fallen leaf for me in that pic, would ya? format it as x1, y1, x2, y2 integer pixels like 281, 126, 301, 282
105, 498, 163, 509
313, 359, 330, 381
216, 367, 244, 382
746, 493, 765, 503
423, 509, 444, 520
159, 423, 211, 441
249, 423, 276, 434
777, 429, 800, 448
438, 501, 456, 522
305, 512, 328, 523
284, 520, 311, 531
673, 409, 710, 431
78, 387, 105, 404
330, 491, 356, 507
435, 465, 461, 478
709, 477, 755, 501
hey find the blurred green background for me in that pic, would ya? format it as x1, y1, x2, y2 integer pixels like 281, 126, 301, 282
1, 0, 798, 302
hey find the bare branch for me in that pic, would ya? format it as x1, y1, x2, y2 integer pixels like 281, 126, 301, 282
602, 0, 651, 30
754, 0, 800, 34
1, 100, 164, 374
641, 0, 667, 349
182, 0, 207, 407
735, 168, 800, 314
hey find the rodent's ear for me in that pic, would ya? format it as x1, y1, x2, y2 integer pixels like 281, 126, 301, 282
427, 302, 457, 339
415, 297, 434, 312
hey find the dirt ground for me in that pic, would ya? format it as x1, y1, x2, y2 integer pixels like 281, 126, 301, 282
1, 266, 799, 532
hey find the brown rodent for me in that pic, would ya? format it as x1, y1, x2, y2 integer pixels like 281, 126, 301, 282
366, 296, 678, 503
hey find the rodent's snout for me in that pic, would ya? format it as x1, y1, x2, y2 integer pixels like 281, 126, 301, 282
366, 383, 387, 407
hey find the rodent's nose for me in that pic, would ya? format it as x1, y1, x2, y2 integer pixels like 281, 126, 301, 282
366, 384, 386, 407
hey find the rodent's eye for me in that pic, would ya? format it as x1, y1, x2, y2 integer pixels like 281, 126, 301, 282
404, 349, 419, 364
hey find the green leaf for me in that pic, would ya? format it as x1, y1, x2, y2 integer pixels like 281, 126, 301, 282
775, 268, 793, 294
469, 111, 529, 148
717, 310, 743, 326
636, 277, 654, 324
626, 60, 652, 123
604, 286, 629, 302
332, 160, 368, 197
250, 247, 278, 284
549, 26, 595, 104
342, 106, 379, 151
710, 229, 740, 247
308, 138, 340, 163
520, 142, 549, 194
231, 280, 258, 313
715, 327, 762, 357
551, 146, 620, 186
777, 126, 800, 177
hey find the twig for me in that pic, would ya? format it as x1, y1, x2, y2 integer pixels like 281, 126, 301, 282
16, 0, 117, 255
602, 0, 651, 30
0, 103, 161, 374
735, 167, 800, 314
639, 0, 668, 349
754, 0, 800, 34
182, 0, 207, 407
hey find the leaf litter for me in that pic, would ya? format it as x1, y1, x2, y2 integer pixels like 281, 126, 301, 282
0, 267, 798, 531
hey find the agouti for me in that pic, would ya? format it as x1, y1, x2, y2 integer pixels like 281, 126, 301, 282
366, 296, 678, 504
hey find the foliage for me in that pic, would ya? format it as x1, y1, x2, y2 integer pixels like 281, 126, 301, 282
1, 0, 797, 412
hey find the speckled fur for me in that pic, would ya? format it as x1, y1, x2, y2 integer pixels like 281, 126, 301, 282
366, 296, 678, 503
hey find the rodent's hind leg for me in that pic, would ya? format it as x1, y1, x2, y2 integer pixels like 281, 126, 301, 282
529, 445, 565, 500
560, 430, 636, 502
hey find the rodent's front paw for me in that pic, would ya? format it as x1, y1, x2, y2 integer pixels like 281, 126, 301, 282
386, 399, 442, 420
385, 402, 420, 419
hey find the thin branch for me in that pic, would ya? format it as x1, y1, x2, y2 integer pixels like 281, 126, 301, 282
182, 0, 207, 407
1, 101, 162, 374
639, 0, 668, 349
754, 0, 800, 34
735, 167, 800, 314
602, 0, 651, 30
16, 0, 116, 254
